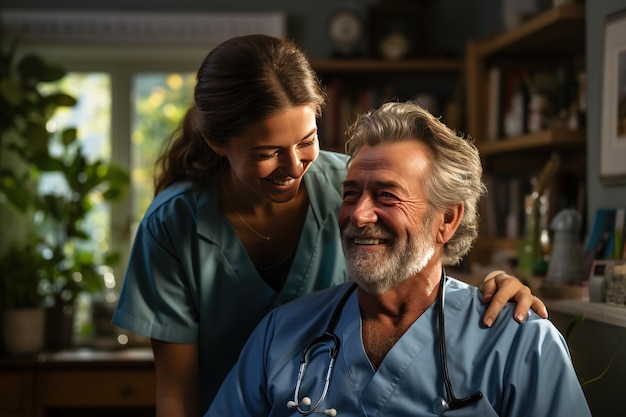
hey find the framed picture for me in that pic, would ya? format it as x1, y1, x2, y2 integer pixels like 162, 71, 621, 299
600, 9, 626, 184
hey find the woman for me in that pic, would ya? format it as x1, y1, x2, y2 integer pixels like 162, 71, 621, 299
112, 34, 546, 417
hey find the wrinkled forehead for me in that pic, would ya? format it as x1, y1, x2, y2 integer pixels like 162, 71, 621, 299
347, 142, 431, 179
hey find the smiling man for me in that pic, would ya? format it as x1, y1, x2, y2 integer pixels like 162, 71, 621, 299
205, 101, 591, 417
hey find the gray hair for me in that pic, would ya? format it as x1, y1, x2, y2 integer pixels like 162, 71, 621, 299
344, 101, 486, 265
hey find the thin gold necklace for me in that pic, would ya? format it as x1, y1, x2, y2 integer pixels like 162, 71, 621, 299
221, 180, 271, 241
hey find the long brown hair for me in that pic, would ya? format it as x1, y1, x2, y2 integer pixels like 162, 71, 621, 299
153, 34, 326, 195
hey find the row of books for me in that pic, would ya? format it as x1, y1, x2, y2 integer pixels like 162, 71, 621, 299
583, 208, 626, 276
319, 76, 450, 151
320, 76, 382, 150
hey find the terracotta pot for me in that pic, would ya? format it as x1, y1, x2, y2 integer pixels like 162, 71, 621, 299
2, 307, 45, 354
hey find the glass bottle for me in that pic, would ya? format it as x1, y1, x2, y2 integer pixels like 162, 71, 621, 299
517, 193, 545, 278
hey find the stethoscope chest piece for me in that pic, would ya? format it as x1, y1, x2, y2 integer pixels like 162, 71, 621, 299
432, 391, 483, 415
433, 397, 449, 415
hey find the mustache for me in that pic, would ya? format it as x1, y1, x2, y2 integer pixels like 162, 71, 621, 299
342, 224, 393, 240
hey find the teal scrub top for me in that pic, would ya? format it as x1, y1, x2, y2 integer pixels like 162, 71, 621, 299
112, 150, 350, 413
206, 278, 592, 417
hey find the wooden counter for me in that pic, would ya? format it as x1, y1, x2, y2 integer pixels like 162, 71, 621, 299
0, 348, 155, 417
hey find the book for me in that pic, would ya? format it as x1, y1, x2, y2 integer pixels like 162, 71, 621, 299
486, 66, 502, 141
614, 208, 625, 260
583, 208, 626, 276
481, 174, 498, 237
323, 76, 344, 149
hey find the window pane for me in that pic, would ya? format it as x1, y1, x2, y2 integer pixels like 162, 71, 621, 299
131, 72, 195, 231
41, 72, 112, 257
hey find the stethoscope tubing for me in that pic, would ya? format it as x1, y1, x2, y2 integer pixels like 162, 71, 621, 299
434, 269, 483, 414
288, 269, 483, 415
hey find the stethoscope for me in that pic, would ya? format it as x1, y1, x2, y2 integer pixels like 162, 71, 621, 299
286, 268, 483, 416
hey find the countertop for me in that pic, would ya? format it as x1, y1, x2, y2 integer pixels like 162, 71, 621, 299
0, 347, 154, 369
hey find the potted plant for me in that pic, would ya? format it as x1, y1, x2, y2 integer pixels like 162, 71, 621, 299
0, 242, 47, 354
1, 41, 130, 351
36, 128, 129, 349
1, 41, 72, 354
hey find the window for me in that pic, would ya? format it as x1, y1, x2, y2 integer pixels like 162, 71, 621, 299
40, 72, 113, 270
44, 71, 195, 269
4, 10, 286, 282
40, 66, 199, 282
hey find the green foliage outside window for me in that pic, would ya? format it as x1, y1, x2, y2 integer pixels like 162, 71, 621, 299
131, 72, 195, 227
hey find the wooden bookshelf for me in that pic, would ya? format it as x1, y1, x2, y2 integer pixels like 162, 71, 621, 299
310, 58, 463, 73
465, 4, 587, 269
477, 128, 585, 155
475, 3, 585, 57
312, 57, 465, 152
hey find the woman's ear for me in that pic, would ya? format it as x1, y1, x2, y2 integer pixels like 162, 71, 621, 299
436, 203, 464, 244
205, 138, 226, 156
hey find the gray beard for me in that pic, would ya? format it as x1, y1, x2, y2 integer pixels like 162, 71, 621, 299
343, 227, 435, 295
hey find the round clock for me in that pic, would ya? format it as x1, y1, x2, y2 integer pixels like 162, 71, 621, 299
327, 8, 364, 57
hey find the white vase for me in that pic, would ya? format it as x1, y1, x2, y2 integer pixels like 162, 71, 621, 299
2, 308, 45, 354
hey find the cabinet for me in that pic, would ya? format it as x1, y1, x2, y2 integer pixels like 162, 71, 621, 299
0, 349, 155, 417
548, 301, 626, 417
464, 4, 587, 268
0, 370, 35, 417
311, 58, 464, 152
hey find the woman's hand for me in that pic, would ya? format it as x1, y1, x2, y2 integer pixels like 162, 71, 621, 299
479, 270, 548, 327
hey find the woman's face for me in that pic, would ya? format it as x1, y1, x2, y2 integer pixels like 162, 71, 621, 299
219, 105, 320, 204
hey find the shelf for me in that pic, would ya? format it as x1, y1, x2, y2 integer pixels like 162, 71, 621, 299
314, 57, 466, 151
476, 3, 585, 57
465, 3, 587, 270
477, 128, 585, 155
547, 299, 626, 329
310, 58, 464, 73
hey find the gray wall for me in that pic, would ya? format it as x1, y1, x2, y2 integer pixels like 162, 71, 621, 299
585, 1, 626, 223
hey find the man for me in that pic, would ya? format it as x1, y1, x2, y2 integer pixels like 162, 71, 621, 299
205, 101, 591, 416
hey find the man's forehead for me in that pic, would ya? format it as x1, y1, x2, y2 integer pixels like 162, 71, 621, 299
348, 142, 430, 175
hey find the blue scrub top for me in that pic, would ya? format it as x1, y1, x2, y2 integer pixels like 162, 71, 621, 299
206, 278, 592, 417
112, 150, 350, 413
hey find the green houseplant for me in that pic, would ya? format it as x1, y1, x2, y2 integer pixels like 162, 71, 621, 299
36, 124, 130, 349
0, 243, 46, 309
1, 41, 73, 353
0, 41, 76, 212
1, 41, 130, 351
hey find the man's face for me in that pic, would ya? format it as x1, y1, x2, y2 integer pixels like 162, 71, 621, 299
338, 141, 439, 295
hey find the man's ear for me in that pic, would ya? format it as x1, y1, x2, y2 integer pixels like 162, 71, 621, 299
437, 203, 464, 244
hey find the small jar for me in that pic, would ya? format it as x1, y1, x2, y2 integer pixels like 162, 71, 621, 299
605, 263, 626, 307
